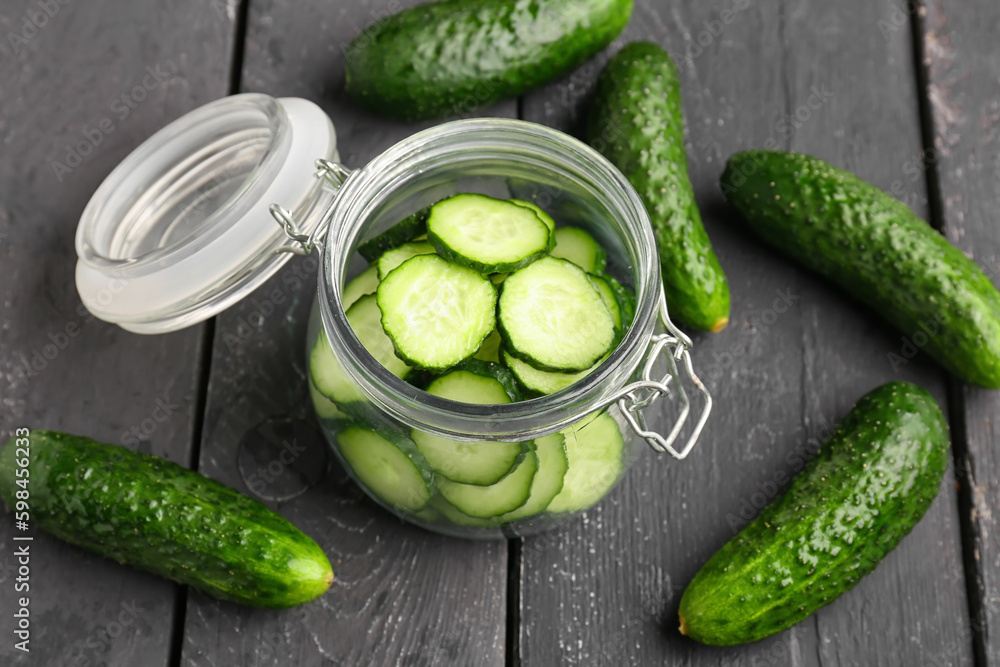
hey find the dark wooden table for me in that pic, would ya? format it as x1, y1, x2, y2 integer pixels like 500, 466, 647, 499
1, 0, 998, 665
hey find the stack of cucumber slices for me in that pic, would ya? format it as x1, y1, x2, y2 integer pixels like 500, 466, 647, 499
309, 193, 637, 530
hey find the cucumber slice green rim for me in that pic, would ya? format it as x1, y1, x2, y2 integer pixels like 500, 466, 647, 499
450, 358, 523, 403
605, 274, 637, 332
502, 347, 607, 396
342, 264, 379, 310
412, 367, 525, 485
347, 294, 412, 379
376, 240, 436, 281
436, 449, 539, 518
310, 294, 413, 408
509, 198, 557, 251
551, 226, 607, 274
377, 254, 497, 371
337, 426, 433, 512
308, 374, 348, 421
413, 433, 525, 486
589, 272, 624, 346
430, 496, 499, 528
309, 328, 367, 406
498, 256, 616, 372
589, 273, 622, 331
546, 412, 625, 514
500, 434, 569, 522
427, 193, 551, 273
473, 328, 503, 363
357, 205, 430, 263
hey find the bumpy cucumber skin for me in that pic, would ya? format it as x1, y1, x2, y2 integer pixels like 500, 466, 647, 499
345, 0, 633, 121
587, 41, 730, 332
721, 150, 1000, 388
678, 382, 949, 645
0, 431, 333, 609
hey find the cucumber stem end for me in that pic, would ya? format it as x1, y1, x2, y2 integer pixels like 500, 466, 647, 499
710, 316, 729, 333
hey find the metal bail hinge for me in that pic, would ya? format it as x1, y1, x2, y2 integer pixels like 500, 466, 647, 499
599, 289, 713, 460
271, 159, 352, 256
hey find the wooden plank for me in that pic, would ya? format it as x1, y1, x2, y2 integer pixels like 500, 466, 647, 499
178, 2, 511, 665
0, 0, 236, 665
917, 0, 1000, 663
517, 0, 972, 665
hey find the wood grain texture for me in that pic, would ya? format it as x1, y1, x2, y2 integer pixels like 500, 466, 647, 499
178, 1, 511, 665
517, 0, 973, 665
918, 0, 1000, 663
0, 0, 235, 665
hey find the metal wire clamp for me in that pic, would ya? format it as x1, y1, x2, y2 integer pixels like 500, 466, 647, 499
270, 159, 353, 256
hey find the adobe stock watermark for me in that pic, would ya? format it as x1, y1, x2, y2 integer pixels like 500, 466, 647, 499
671, 0, 751, 64
718, 625, 807, 666
887, 146, 940, 209
725, 416, 834, 534
703, 288, 799, 380
594, 583, 685, 665
6, 0, 74, 55
877, 0, 916, 41
119, 394, 193, 450
240, 608, 312, 667
72, 600, 145, 666
50, 61, 177, 182
338, 0, 403, 62
221, 255, 320, 352
886, 312, 947, 372
243, 437, 309, 496
12, 274, 126, 382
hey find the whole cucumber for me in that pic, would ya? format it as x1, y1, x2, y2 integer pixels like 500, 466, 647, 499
0, 431, 333, 609
679, 381, 949, 645
721, 149, 1000, 388
587, 41, 730, 331
344, 0, 633, 122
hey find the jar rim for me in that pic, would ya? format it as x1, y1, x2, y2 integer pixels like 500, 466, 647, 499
73, 93, 339, 333
319, 118, 660, 440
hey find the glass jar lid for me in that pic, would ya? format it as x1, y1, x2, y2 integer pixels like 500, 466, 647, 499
74, 93, 340, 333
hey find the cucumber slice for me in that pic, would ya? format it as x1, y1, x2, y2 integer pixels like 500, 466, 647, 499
343, 264, 379, 310
498, 256, 615, 372
509, 199, 556, 235
509, 198, 557, 251
377, 254, 496, 371
427, 193, 550, 273
376, 240, 436, 280
450, 358, 522, 402
502, 347, 607, 396
605, 274, 637, 330
309, 294, 411, 407
551, 226, 607, 274
589, 274, 622, 331
473, 328, 503, 363
490, 272, 509, 285
430, 495, 498, 528
412, 368, 524, 485
357, 206, 430, 263
348, 294, 412, 379
500, 434, 569, 521
337, 426, 432, 512
424, 366, 515, 404
309, 375, 348, 421
309, 329, 366, 406
436, 449, 539, 518
546, 412, 625, 514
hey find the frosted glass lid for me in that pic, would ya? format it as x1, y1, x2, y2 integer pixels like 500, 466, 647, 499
74, 93, 339, 334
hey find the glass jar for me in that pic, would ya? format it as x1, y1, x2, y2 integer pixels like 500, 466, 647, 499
74, 94, 711, 539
